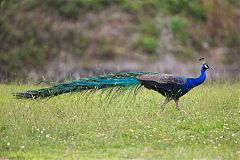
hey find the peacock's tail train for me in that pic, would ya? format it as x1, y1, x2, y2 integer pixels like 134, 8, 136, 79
15, 72, 157, 99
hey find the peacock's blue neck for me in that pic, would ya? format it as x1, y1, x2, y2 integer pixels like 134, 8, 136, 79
179, 67, 207, 98
187, 67, 206, 89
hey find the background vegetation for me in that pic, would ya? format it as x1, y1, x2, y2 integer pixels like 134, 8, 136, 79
0, 0, 240, 80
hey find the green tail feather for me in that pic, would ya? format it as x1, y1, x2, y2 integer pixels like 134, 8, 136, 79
15, 72, 157, 99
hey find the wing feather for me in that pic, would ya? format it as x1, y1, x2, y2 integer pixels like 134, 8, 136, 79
136, 74, 186, 92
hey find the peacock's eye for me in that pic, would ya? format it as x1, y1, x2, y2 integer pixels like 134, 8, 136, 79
204, 64, 209, 68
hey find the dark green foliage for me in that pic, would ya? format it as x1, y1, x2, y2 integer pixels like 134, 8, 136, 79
74, 36, 90, 56
139, 20, 160, 37
0, 0, 5, 7
170, 16, 189, 43
119, 0, 206, 20
0, 10, 56, 76
234, 31, 240, 45
99, 37, 117, 59
138, 35, 158, 54
159, 0, 206, 20
120, 0, 143, 13
28, 0, 123, 17
136, 19, 160, 54
0, 0, 18, 8
230, 0, 240, 6
187, 1, 206, 20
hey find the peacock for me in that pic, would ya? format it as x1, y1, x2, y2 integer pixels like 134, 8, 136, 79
15, 58, 211, 112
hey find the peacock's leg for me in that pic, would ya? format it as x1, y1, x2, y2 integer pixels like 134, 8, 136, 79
160, 98, 171, 111
174, 99, 187, 114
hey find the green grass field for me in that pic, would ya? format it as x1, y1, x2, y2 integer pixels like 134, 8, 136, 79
0, 83, 239, 159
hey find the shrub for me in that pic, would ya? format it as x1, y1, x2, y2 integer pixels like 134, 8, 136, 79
138, 35, 158, 54
170, 16, 188, 43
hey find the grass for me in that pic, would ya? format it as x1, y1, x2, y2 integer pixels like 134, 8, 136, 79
0, 82, 239, 159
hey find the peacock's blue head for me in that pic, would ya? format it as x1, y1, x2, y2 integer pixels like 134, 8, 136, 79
198, 58, 211, 71
202, 62, 210, 71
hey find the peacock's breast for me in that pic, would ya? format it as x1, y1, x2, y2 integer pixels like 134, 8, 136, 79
178, 79, 195, 97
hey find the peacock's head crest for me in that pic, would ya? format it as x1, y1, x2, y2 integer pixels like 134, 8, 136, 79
198, 58, 211, 71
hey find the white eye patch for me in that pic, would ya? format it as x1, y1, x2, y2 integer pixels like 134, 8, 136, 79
204, 64, 209, 68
